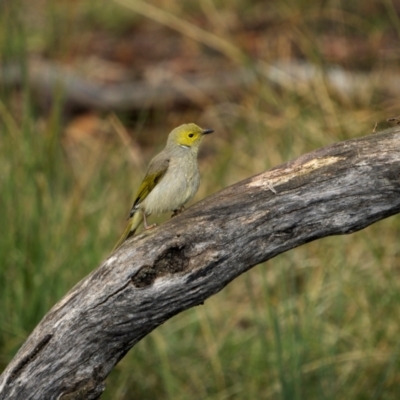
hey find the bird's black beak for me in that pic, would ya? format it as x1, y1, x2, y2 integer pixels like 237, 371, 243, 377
202, 128, 214, 135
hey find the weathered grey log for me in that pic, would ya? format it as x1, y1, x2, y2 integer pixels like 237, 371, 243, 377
1, 59, 399, 110
1, 127, 400, 399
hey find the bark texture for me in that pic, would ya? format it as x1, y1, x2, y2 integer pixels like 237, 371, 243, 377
1, 127, 400, 399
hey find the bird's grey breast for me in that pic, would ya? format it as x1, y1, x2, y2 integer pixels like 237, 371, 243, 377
143, 148, 200, 214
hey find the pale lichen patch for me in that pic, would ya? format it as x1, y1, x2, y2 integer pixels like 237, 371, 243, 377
248, 156, 345, 190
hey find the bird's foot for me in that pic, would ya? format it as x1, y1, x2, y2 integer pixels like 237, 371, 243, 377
144, 223, 157, 230
171, 206, 185, 218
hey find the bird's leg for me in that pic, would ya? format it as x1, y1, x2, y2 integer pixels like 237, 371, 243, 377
171, 205, 185, 218
143, 213, 156, 230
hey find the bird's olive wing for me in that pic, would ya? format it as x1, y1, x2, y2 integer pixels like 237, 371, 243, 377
129, 157, 170, 217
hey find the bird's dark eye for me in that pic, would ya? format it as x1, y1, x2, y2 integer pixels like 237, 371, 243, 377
188, 133, 194, 138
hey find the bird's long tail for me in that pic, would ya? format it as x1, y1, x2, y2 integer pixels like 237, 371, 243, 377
112, 211, 143, 252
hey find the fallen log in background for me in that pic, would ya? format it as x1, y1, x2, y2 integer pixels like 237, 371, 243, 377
1, 127, 400, 399
0, 60, 397, 111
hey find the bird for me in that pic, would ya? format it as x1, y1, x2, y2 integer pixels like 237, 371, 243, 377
113, 123, 213, 250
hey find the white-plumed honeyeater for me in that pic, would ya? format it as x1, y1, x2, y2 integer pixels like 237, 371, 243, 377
113, 123, 213, 250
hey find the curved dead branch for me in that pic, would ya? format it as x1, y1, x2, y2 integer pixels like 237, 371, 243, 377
1, 127, 400, 399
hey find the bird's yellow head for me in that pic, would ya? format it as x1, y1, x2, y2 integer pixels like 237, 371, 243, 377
167, 123, 213, 150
